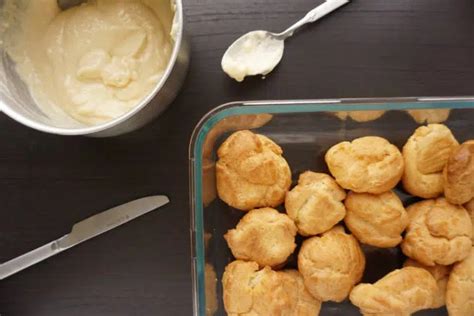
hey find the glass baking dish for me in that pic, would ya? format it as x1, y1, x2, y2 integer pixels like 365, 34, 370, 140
189, 97, 474, 316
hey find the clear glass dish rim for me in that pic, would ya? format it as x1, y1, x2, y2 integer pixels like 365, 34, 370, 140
189, 96, 474, 316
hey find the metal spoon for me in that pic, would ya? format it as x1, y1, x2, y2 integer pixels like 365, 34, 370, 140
221, 0, 350, 82
57, 0, 86, 10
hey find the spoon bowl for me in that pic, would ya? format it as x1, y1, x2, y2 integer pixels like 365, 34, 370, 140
222, 30, 285, 82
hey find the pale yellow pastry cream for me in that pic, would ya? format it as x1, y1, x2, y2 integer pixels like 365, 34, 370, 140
2, 0, 173, 125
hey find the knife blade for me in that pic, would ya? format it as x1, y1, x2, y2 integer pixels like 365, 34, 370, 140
0, 195, 169, 280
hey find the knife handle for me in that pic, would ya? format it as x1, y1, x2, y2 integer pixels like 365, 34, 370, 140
0, 240, 63, 280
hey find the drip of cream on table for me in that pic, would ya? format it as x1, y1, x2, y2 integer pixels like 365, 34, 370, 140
2, 0, 174, 125
221, 30, 284, 82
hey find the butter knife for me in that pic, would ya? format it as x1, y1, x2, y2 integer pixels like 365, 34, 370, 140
0, 195, 169, 280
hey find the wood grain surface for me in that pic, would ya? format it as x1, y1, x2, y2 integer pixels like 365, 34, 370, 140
1, 0, 473, 315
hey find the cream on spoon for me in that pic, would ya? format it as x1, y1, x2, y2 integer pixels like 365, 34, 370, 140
222, 0, 350, 82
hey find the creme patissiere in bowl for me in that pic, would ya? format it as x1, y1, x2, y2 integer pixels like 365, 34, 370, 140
0, 0, 189, 136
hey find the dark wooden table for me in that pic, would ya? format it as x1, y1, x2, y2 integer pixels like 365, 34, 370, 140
1, 0, 473, 315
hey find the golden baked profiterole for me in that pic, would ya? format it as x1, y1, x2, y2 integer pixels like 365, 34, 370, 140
443, 140, 474, 205
216, 130, 291, 211
222, 261, 321, 316
298, 226, 365, 302
224, 208, 297, 268
403, 258, 451, 308
334, 110, 385, 122
204, 264, 218, 315
401, 198, 472, 266
279, 270, 322, 316
407, 109, 451, 124
222, 260, 291, 315
349, 267, 438, 315
325, 136, 404, 194
285, 171, 346, 236
402, 124, 459, 198
344, 191, 408, 248
446, 247, 474, 316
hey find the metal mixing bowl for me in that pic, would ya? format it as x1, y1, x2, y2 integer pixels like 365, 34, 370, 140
0, 0, 189, 137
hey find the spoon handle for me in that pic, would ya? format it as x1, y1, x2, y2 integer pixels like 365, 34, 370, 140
277, 0, 350, 39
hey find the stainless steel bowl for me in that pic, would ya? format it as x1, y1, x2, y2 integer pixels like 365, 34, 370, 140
0, 0, 189, 137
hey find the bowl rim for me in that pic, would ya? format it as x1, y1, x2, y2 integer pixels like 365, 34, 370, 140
0, 0, 185, 136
